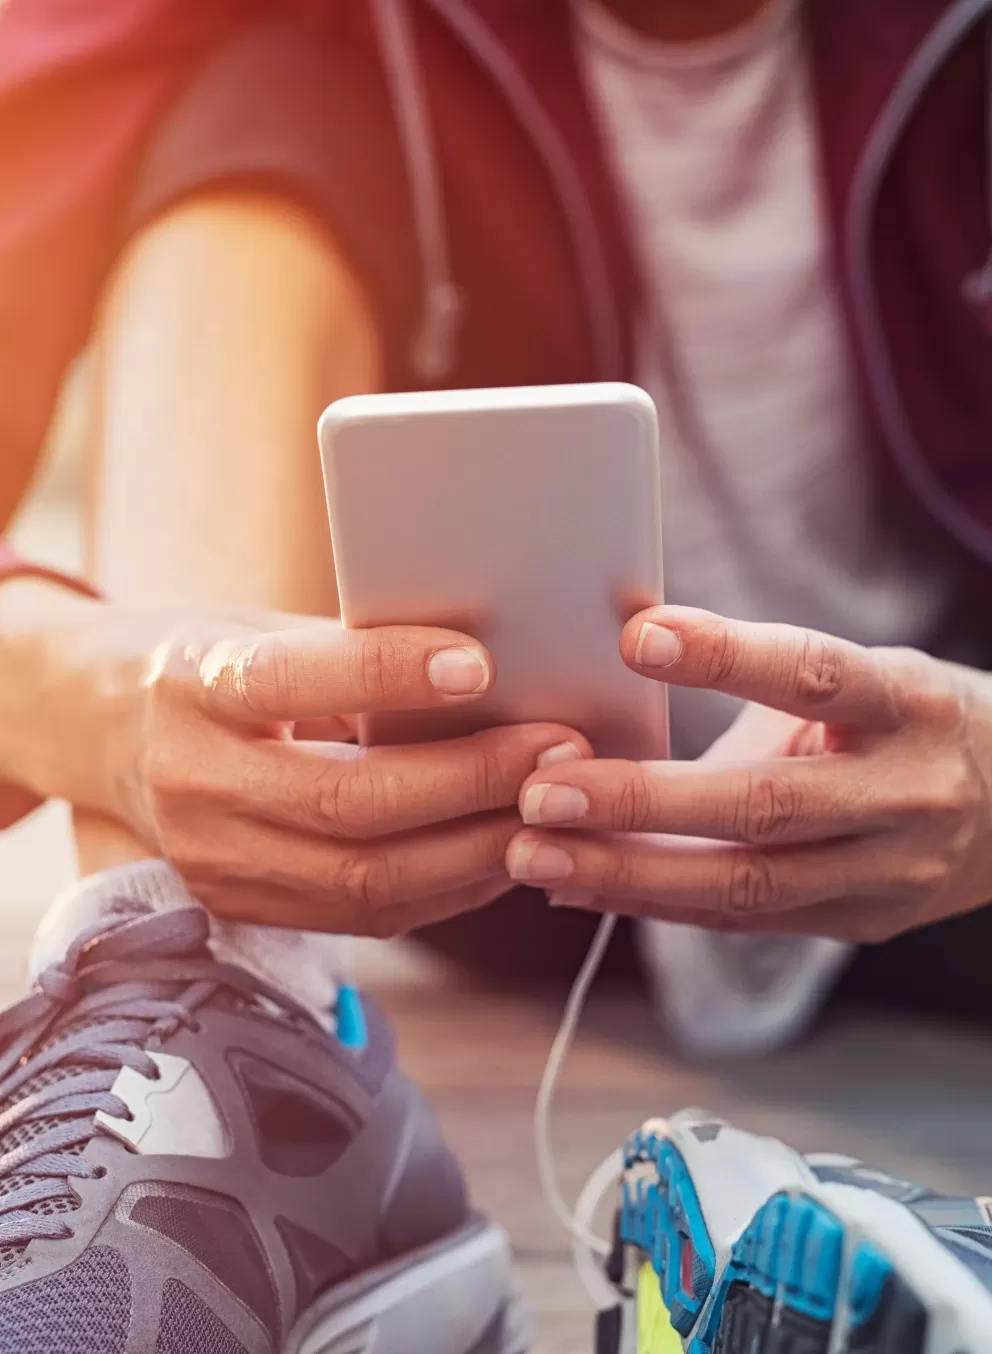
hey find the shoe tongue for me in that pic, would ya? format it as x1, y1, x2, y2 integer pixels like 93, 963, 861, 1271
33, 861, 342, 1033
29, 861, 198, 981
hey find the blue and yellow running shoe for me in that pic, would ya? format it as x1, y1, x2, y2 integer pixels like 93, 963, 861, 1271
600, 1110, 992, 1354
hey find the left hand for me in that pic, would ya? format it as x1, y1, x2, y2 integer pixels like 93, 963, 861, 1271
505, 606, 992, 942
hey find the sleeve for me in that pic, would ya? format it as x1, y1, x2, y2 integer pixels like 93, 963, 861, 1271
0, 540, 100, 600
118, 14, 422, 381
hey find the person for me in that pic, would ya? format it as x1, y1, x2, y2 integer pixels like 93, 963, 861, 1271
0, 0, 991, 1349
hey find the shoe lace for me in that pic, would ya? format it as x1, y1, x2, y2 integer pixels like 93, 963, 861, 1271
0, 906, 311, 1251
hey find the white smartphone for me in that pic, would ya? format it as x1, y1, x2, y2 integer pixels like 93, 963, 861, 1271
318, 382, 668, 760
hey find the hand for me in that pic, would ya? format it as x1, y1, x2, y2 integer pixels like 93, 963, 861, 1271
505, 606, 992, 943
12, 596, 588, 934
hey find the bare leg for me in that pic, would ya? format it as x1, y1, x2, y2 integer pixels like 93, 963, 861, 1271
73, 192, 381, 876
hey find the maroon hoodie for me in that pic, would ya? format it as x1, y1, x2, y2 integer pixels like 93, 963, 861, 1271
0, 0, 990, 565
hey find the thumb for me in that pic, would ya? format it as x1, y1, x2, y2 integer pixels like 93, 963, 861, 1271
621, 606, 901, 732
196, 618, 493, 725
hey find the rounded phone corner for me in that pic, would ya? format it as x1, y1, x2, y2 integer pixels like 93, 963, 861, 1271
616, 385, 659, 438
613, 382, 657, 415
318, 395, 367, 451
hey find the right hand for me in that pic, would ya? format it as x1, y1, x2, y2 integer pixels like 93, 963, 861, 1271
85, 611, 588, 934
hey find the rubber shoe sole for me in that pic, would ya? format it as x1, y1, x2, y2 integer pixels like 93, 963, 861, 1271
605, 1118, 992, 1354
284, 1217, 531, 1354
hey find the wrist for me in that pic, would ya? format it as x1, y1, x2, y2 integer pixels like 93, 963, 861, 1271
0, 578, 137, 812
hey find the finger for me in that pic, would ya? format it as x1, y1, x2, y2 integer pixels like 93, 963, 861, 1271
199, 621, 496, 724
621, 606, 902, 731
518, 755, 885, 845
245, 725, 590, 837
196, 872, 513, 937
505, 829, 898, 917
183, 809, 523, 933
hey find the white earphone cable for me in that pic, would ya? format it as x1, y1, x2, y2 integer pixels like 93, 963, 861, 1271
533, 909, 620, 1294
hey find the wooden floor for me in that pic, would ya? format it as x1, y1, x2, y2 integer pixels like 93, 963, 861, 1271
381, 972, 992, 1352
5, 804, 992, 1353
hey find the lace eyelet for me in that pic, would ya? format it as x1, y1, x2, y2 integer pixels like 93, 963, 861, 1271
92, 1166, 108, 1180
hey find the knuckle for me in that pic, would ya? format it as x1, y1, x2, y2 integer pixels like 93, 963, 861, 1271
702, 622, 745, 687
733, 771, 803, 845
334, 845, 397, 912
895, 756, 979, 825
354, 632, 404, 705
927, 759, 979, 819
911, 684, 961, 728
311, 759, 399, 838
719, 850, 780, 915
876, 644, 922, 674
877, 648, 955, 723
612, 774, 651, 833
902, 853, 953, 896
242, 642, 295, 717
792, 631, 845, 706
469, 736, 511, 809
145, 629, 206, 705
304, 762, 348, 832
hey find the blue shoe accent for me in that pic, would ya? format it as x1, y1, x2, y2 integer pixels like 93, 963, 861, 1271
730, 1192, 843, 1322
335, 983, 368, 1050
849, 1240, 892, 1328
618, 1139, 716, 1338
696, 1193, 891, 1352
620, 1174, 896, 1352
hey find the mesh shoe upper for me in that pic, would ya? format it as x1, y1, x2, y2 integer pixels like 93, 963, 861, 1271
806, 1154, 992, 1296
0, 906, 469, 1354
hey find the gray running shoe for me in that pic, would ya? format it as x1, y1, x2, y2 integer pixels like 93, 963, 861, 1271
0, 905, 528, 1354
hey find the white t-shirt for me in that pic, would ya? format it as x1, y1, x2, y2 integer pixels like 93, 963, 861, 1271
577, 0, 953, 757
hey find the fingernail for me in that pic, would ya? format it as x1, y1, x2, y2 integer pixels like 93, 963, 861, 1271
549, 889, 597, 910
427, 647, 490, 696
537, 740, 583, 769
635, 622, 682, 668
507, 840, 575, 884
522, 784, 589, 826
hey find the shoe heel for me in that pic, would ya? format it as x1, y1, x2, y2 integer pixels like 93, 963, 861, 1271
283, 1219, 531, 1354
619, 1129, 716, 1339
